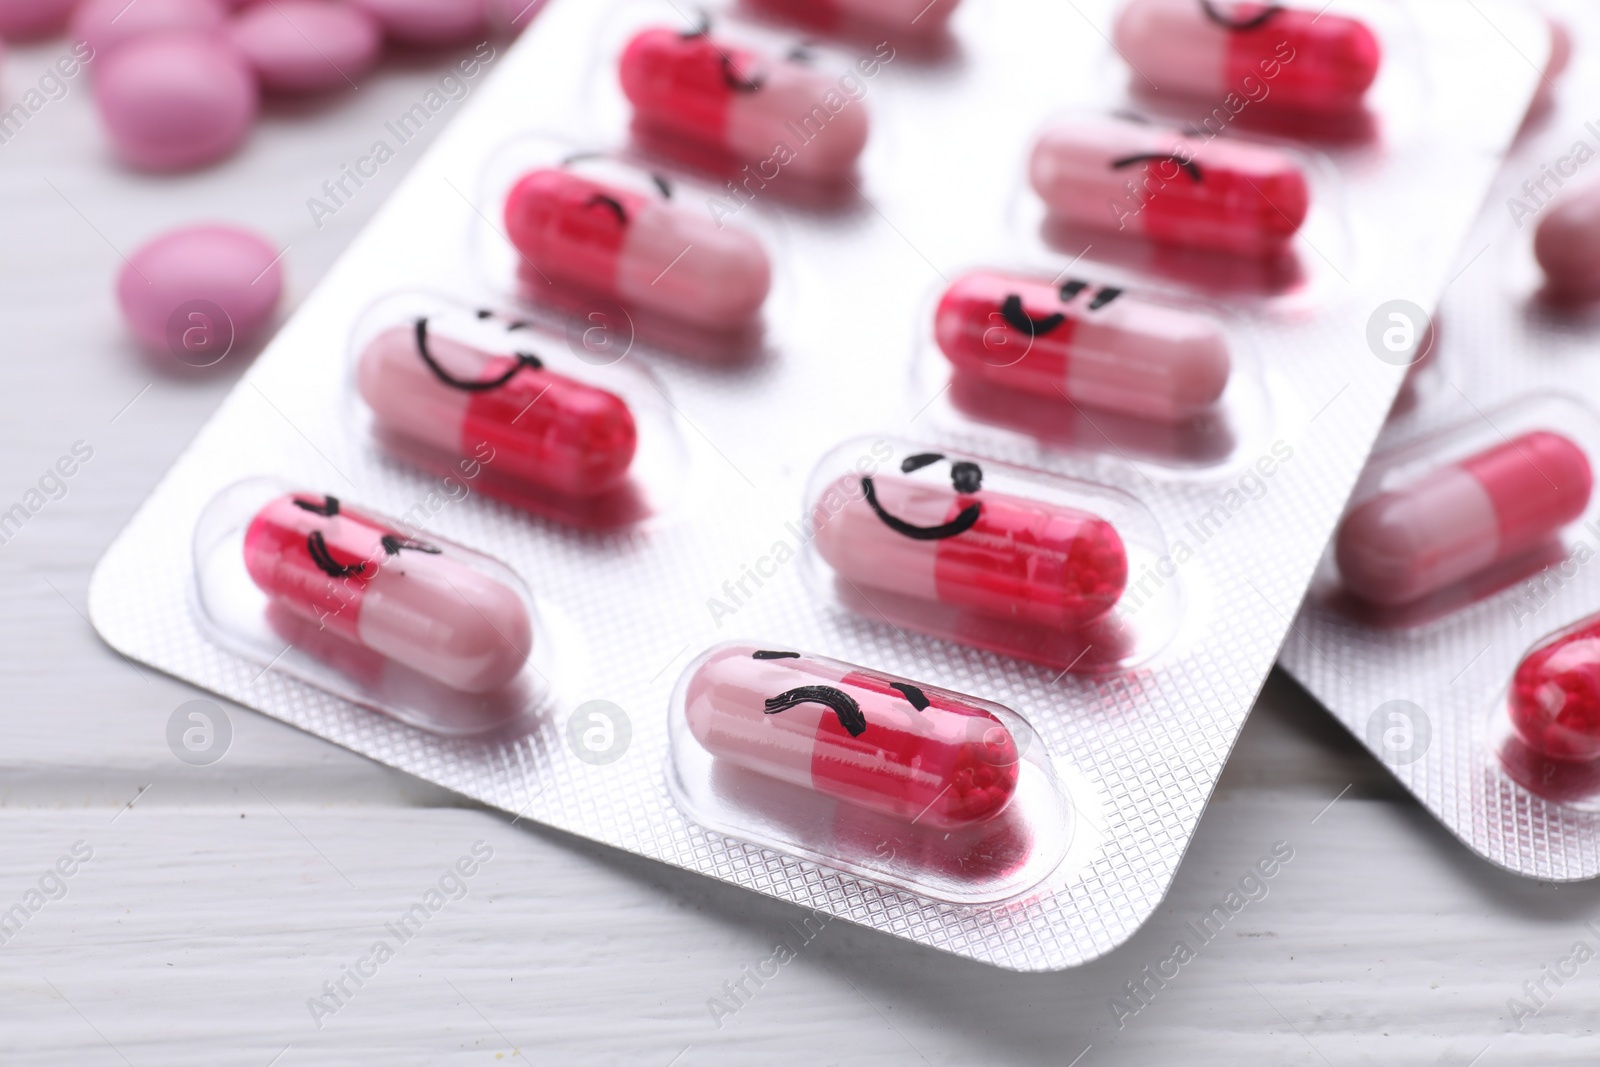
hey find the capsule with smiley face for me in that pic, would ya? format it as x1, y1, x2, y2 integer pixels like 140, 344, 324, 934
619, 24, 869, 182
243, 493, 534, 694
503, 166, 772, 331
812, 452, 1129, 630
681, 644, 1020, 828
1029, 116, 1309, 258
1113, 0, 1381, 116
935, 269, 1231, 422
358, 316, 637, 499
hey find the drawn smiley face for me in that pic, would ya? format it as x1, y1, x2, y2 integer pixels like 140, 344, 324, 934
750, 649, 929, 737
859, 453, 986, 542
293, 495, 441, 580
996, 278, 1125, 339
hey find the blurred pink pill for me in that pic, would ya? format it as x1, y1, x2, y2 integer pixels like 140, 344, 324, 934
0, 0, 79, 41
117, 224, 284, 359
72, 0, 225, 57
348, 0, 487, 47
229, 0, 382, 94
95, 34, 258, 171
1535, 184, 1600, 301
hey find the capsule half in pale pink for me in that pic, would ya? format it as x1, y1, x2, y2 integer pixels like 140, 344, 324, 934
620, 26, 869, 181
1113, 0, 1381, 115
683, 644, 1020, 828
813, 455, 1128, 630
358, 320, 637, 498
934, 270, 1230, 422
1336, 431, 1592, 607
1029, 117, 1309, 258
504, 167, 771, 331
243, 493, 533, 692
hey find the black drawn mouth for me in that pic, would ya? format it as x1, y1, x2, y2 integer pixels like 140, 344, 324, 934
1199, 0, 1282, 31
1111, 152, 1203, 183
307, 530, 367, 579
584, 193, 630, 226
413, 317, 542, 392
1000, 294, 1066, 336
860, 453, 985, 541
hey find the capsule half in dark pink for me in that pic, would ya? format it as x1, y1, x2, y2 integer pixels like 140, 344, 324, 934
683, 644, 1020, 828
1336, 431, 1592, 607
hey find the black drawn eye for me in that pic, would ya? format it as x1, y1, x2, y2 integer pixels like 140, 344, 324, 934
293, 495, 340, 517
900, 452, 945, 474
1088, 287, 1123, 311
752, 649, 801, 659
721, 53, 766, 92
380, 534, 442, 557
1110, 152, 1203, 183
889, 682, 930, 711
949, 461, 982, 494
1059, 279, 1089, 301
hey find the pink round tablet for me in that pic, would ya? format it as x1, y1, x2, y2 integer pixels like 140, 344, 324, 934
0, 0, 79, 41
117, 224, 284, 361
348, 0, 487, 47
229, 1, 382, 94
72, 0, 225, 58
95, 33, 258, 172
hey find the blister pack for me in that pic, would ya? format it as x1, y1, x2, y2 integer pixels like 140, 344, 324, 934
1281, 0, 1600, 882
89, 0, 1544, 968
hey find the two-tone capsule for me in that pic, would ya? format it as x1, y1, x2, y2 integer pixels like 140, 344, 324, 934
243, 493, 533, 693
1029, 116, 1309, 258
682, 644, 1020, 828
934, 269, 1230, 422
1113, 0, 1381, 116
503, 166, 771, 330
1336, 431, 1592, 607
812, 453, 1128, 630
1509, 615, 1600, 762
619, 24, 869, 181
358, 318, 637, 499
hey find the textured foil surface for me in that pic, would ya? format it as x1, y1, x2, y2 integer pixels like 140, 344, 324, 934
1281, 0, 1600, 883
89, 0, 1543, 968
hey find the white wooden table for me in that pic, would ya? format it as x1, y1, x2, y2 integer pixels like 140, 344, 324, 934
2, 30, 1598, 1067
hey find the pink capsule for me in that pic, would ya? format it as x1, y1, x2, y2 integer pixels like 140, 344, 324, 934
934, 270, 1230, 422
813, 454, 1128, 631
1113, 0, 1381, 116
1535, 184, 1600, 301
243, 493, 533, 693
619, 26, 869, 182
683, 644, 1020, 828
1029, 117, 1309, 258
504, 167, 771, 331
358, 320, 637, 499
1336, 432, 1592, 607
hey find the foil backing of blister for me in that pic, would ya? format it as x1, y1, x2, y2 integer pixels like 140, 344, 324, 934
1281, 0, 1600, 883
89, 0, 1544, 968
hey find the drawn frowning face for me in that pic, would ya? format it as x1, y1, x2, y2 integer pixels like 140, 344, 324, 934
751, 649, 929, 737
